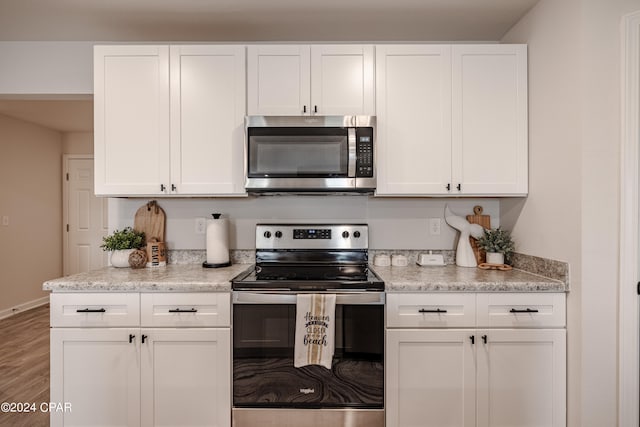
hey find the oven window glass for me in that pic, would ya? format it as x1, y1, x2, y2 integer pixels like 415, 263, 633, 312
233, 303, 384, 408
248, 127, 349, 177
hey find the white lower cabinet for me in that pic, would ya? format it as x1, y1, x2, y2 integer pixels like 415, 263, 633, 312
50, 328, 141, 427
386, 293, 566, 427
140, 328, 230, 427
386, 329, 476, 427
476, 329, 566, 427
50, 293, 231, 427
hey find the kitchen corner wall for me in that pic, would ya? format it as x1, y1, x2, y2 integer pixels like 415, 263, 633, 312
108, 197, 499, 250
0, 114, 62, 313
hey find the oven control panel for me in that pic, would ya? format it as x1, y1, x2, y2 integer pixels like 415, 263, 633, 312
256, 224, 368, 250
293, 228, 332, 239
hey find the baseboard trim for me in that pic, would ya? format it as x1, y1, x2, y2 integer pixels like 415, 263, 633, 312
0, 296, 49, 320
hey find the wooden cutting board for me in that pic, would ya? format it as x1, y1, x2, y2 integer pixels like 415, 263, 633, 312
133, 200, 166, 243
467, 205, 491, 264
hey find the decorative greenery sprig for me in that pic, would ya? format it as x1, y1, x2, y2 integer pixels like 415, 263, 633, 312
100, 227, 145, 251
477, 227, 515, 261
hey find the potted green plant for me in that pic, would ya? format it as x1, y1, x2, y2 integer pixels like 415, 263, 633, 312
101, 227, 145, 268
477, 227, 515, 265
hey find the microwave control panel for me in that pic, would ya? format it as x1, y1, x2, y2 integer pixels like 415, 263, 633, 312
356, 128, 374, 177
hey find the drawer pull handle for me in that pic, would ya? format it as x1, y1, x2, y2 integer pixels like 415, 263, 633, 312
418, 308, 448, 314
470, 335, 475, 345
168, 308, 198, 313
76, 308, 106, 313
141, 334, 148, 344
129, 334, 135, 343
482, 335, 488, 344
509, 308, 539, 313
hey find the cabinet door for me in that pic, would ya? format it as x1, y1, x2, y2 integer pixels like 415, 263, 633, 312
476, 329, 566, 427
375, 45, 452, 195
386, 329, 476, 427
140, 328, 231, 427
170, 45, 246, 195
451, 45, 528, 196
247, 45, 311, 115
94, 45, 170, 196
50, 328, 140, 427
310, 45, 375, 115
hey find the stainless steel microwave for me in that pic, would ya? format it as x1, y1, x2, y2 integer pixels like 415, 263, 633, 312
245, 116, 376, 193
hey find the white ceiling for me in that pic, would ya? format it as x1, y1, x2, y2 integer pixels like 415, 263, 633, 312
0, 0, 539, 132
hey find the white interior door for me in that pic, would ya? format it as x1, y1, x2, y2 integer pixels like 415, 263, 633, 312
64, 155, 108, 275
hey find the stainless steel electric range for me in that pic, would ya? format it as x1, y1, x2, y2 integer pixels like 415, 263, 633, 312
231, 224, 384, 427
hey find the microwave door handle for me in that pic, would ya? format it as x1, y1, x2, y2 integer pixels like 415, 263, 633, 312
348, 128, 357, 177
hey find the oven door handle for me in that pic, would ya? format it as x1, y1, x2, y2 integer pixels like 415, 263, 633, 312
232, 291, 384, 305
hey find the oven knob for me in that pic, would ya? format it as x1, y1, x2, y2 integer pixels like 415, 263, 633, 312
353, 231, 361, 238
275, 231, 282, 238
264, 231, 272, 238
342, 231, 350, 239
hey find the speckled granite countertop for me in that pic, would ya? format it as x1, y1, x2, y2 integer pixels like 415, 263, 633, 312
43, 262, 565, 293
43, 264, 252, 292
374, 264, 566, 292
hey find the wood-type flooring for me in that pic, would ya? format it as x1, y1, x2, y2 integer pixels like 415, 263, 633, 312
0, 304, 50, 427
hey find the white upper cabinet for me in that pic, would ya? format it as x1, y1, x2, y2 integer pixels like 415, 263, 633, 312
310, 45, 375, 115
94, 45, 171, 196
452, 45, 528, 196
376, 44, 528, 196
94, 45, 246, 197
170, 45, 246, 195
247, 45, 310, 115
376, 45, 452, 195
247, 45, 375, 116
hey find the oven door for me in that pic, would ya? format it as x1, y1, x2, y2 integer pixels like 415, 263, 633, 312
232, 291, 384, 412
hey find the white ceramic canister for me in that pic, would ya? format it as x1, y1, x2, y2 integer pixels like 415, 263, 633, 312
204, 213, 230, 267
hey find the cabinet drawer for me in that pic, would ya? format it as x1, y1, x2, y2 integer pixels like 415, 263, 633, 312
386, 293, 476, 328
140, 293, 230, 327
476, 293, 566, 328
50, 293, 140, 327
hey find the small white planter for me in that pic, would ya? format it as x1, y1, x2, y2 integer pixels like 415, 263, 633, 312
486, 252, 505, 265
110, 249, 135, 268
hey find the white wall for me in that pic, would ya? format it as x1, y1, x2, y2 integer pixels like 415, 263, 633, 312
503, 0, 640, 425
0, 42, 94, 96
108, 197, 500, 250
0, 113, 62, 312
500, 1, 583, 425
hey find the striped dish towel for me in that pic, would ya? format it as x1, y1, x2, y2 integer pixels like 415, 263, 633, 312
294, 294, 336, 369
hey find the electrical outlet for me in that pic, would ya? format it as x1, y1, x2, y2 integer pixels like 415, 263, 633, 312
429, 218, 441, 235
195, 217, 206, 235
